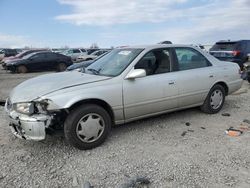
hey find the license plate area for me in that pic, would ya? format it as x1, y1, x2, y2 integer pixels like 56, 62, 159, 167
9, 123, 26, 139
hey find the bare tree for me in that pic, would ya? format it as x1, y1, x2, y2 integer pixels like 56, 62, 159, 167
90, 43, 99, 49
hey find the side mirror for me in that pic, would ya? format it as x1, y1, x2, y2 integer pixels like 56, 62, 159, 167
125, 69, 146, 79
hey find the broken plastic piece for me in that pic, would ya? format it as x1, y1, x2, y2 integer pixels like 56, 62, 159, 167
222, 113, 231, 117
120, 176, 150, 188
225, 127, 243, 137
181, 131, 187, 137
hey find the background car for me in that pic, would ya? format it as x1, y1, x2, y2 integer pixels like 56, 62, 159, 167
0, 49, 18, 61
209, 40, 250, 69
5, 51, 72, 73
62, 48, 88, 61
67, 51, 110, 71
1, 49, 48, 69
86, 48, 99, 55
77, 49, 111, 61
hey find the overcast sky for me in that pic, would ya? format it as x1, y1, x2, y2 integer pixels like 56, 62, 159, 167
0, 0, 249, 48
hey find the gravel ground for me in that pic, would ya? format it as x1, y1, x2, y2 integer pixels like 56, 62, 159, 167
1, 69, 250, 187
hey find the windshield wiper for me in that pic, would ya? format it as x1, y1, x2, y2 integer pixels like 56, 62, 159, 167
87, 68, 100, 75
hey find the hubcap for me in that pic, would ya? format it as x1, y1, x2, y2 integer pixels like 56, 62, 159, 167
76, 113, 105, 143
59, 63, 66, 71
210, 89, 223, 109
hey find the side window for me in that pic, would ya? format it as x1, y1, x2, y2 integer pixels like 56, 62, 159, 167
175, 48, 211, 71
73, 49, 80, 53
46, 53, 56, 59
81, 49, 86, 53
31, 53, 44, 60
97, 51, 103, 56
135, 49, 171, 76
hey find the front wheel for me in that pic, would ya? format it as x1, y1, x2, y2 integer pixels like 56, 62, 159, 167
57, 62, 67, 72
16, 65, 28, 73
64, 104, 112, 150
200, 84, 225, 114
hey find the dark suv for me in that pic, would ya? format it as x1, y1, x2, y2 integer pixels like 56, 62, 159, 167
209, 40, 250, 69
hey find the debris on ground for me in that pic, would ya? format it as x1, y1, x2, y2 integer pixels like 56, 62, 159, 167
82, 181, 93, 188
201, 127, 206, 130
243, 119, 250, 124
188, 129, 194, 132
225, 127, 243, 137
222, 113, 231, 117
120, 176, 150, 188
185, 122, 191, 126
72, 176, 78, 187
181, 131, 187, 137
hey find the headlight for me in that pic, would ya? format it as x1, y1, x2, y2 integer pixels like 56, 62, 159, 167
13, 102, 34, 115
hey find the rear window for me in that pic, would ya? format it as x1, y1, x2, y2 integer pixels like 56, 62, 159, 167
210, 42, 240, 51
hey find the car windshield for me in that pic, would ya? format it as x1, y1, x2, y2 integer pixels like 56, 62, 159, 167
86, 48, 143, 77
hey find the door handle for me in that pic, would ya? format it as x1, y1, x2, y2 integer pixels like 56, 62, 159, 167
209, 75, 214, 78
169, 81, 175, 85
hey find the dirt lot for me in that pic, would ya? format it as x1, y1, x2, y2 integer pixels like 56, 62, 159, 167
1, 69, 250, 188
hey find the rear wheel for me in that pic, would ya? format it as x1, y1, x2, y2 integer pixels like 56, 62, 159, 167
200, 84, 225, 114
64, 104, 112, 150
57, 62, 67, 72
16, 65, 28, 73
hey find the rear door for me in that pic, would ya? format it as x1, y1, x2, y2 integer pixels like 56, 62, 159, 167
123, 48, 178, 120
28, 53, 47, 71
174, 47, 216, 107
43, 52, 58, 70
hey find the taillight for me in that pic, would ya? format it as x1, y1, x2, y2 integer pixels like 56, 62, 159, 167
232, 50, 241, 56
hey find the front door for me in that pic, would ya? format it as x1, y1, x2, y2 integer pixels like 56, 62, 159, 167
123, 48, 178, 121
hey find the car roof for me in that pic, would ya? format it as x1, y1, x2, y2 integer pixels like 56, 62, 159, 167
216, 40, 250, 43
117, 44, 195, 51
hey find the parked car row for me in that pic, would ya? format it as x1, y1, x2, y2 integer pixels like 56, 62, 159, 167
4, 44, 243, 150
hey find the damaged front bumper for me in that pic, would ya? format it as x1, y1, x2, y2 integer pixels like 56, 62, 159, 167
5, 103, 52, 141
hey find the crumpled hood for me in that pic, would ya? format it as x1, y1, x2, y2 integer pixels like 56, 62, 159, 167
9, 71, 111, 103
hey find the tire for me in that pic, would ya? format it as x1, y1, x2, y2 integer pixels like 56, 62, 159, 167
16, 65, 28, 73
200, 84, 226, 114
57, 62, 67, 72
64, 104, 112, 150
86, 58, 93, 61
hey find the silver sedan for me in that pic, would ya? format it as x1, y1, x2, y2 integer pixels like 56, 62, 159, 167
5, 44, 242, 149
